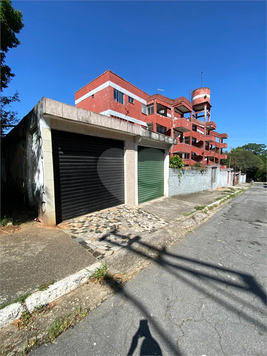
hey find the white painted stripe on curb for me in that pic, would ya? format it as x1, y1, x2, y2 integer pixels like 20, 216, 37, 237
0, 303, 26, 328
0, 262, 101, 328
25, 262, 102, 313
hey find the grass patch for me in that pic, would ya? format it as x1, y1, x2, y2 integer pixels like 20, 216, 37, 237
88, 263, 110, 282
47, 316, 72, 342
0, 292, 31, 310
194, 205, 206, 211
183, 210, 195, 217
47, 306, 90, 342
38, 280, 55, 291
88, 263, 126, 290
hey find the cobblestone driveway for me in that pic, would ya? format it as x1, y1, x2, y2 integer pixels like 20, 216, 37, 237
58, 205, 168, 259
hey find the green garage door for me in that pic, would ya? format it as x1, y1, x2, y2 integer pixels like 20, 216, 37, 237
138, 146, 165, 204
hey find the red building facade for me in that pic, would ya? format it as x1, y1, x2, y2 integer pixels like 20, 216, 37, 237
75, 70, 228, 167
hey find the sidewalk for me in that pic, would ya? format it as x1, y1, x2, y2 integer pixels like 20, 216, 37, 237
0, 184, 250, 348
0, 185, 249, 308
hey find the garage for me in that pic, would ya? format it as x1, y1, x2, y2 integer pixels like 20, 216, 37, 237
52, 130, 124, 224
138, 146, 165, 204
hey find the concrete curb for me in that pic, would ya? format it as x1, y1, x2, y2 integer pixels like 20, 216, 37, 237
0, 187, 246, 329
0, 262, 101, 328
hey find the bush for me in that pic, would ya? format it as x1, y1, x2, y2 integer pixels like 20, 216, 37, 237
170, 155, 184, 169
192, 162, 206, 172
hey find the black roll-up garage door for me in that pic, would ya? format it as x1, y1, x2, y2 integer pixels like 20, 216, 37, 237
52, 130, 124, 224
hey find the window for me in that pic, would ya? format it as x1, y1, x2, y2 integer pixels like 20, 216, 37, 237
147, 122, 153, 131
156, 124, 167, 134
128, 96, 134, 104
142, 103, 147, 114
147, 104, 154, 115
114, 89, 124, 104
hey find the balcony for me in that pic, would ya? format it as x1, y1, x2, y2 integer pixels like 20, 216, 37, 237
184, 130, 204, 142
215, 142, 227, 149
206, 121, 217, 130
172, 143, 191, 154
220, 154, 227, 159
205, 135, 216, 143
204, 150, 218, 158
173, 118, 192, 133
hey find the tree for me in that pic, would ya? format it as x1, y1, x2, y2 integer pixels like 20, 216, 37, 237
0, 0, 24, 136
224, 145, 266, 181
235, 143, 267, 157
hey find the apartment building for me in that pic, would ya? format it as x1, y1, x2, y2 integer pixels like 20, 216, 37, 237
75, 70, 228, 167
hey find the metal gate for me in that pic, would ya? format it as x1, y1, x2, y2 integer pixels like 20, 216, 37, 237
52, 130, 124, 224
138, 146, 164, 204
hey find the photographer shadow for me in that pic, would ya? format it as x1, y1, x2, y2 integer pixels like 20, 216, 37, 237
127, 319, 162, 356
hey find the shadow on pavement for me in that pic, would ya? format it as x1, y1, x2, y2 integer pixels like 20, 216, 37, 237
127, 319, 162, 356
101, 230, 267, 338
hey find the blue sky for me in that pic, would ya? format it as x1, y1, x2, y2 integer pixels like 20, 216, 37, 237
5, 1, 266, 149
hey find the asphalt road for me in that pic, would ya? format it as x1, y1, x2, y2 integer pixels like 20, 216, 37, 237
32, 183, 267, 356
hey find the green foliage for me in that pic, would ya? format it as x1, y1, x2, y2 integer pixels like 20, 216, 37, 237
192, 162, 206, 172
169, 155, 184, 169
237, 143, 266, 156
0, 0, 24, 136
0, 92, 20, 135
226, 143, 266, 181
0, 292, 31, 310
38, 280, 55, 291
88, 263, 114, 283
0, 0, 24, 89
194, 205, 206, 211
0, 215, 9, 226
47, 316, 72, 342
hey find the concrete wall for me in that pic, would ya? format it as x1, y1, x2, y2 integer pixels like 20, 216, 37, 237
1, 103, 44, 214
240, 174, 246, 183
169, 168, 211, 196
169, 167, 235, 197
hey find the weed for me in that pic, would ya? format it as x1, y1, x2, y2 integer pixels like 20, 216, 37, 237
38, 280, 55, 291
47, 316, 72, 342
22, 338, 37, 355
183, 210, 195, 217
33, 305, 44, 313
88, 263, 111, 282
47, 307, 90, 342
88, 263, 125, 290
0, 292, 31, 310
0, 215, 12, 226
194, 205, 206, 211
14, 311, 35, 330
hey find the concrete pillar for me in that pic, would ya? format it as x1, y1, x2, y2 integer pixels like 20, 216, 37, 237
124, 140, 138, 206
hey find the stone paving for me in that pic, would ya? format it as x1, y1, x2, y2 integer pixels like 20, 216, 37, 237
58, 205, 168, 259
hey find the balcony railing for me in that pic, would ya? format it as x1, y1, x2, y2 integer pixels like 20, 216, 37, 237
173, 118, 192, 132
205, 135, 216, 142
172, 143, 192, 154
220, 154, 227, 159
215, 142, 227, 149
204, 150, 218, 158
